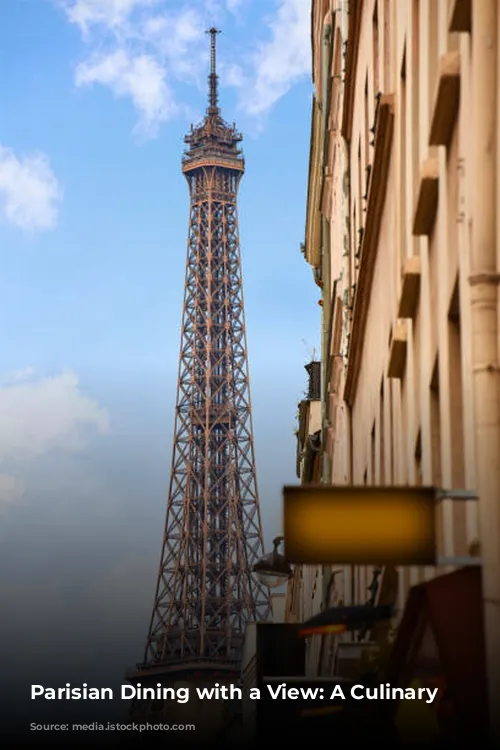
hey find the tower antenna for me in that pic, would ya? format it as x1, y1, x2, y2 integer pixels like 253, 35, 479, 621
206, 27, 221, 113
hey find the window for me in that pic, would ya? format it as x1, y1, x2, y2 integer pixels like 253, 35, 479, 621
428, 0, 438, 147
371, 421, 376, 484
414, 430, 423, 486
373, 1, 380, 94
430, 357, 443, 553
383, 0, 391, 91
410, 0, 420, 259
388, 380, 395, 483
448, 280, 465, 489
379, 380, 385, 483
400, 48, 407, 264
364, 76, 370, 169
448, 281, 467, 555
430, 358, 442, 486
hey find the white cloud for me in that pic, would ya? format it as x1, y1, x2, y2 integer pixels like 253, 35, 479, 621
58, 0, 311, 135
76, 50, 177, 136
63, 0, 159, 35
203, 0, 244, 15
225, 0, 244, 12
220, 61, 245, 88
0, 146, 62, 232
66, 3, 204, 134
0, 369, 109, 462
4, 367, 36, 384
0, 474, 24, 507
141, 8, 202, 55
138, 8, 205, 81
243, 0, 311, 116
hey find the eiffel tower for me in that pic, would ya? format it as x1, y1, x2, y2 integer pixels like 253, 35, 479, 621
124, 29, 270, 733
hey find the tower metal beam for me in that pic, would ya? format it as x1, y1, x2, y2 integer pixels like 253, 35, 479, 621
128, 29, 270, 694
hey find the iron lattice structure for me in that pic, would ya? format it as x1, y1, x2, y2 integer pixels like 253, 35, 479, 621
141, 29, 269, 677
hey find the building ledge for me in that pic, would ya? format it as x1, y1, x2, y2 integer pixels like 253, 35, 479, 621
398, 256, 421, 319
413, 157, 439, 236
304, 97, 322, 269
341, 0, 364, 142
448, 0, 471, 32
387, 321, 408, 379
429, 52, 461, 147
344, 94, 395, 406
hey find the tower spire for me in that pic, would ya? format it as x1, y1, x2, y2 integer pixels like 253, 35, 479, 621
206, 27, 221, 114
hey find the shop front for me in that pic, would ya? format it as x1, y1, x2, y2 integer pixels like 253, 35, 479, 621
385, 567, 488, 746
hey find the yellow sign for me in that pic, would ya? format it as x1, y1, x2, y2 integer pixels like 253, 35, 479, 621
283, 485, 436, 565
395, 679, 441, 742
299, 623, 346, 637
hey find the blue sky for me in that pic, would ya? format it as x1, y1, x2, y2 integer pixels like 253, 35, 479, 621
0, 0, 318, 716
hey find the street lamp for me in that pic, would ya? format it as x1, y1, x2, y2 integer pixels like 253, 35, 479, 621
252, 536, 293, 588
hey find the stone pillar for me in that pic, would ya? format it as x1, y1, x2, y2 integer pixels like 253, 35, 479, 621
470, 0, 500, 742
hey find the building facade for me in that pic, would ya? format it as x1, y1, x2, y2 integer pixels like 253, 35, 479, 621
285, 360, 324, 673
290, 0, 500, 738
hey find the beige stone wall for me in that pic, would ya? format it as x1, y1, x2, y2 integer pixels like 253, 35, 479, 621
298, 0, 496, 660
338, 0, 479, 608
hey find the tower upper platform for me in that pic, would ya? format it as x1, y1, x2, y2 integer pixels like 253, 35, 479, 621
182, 28, 244, 175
